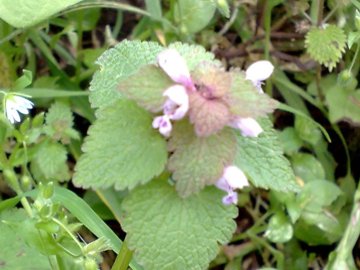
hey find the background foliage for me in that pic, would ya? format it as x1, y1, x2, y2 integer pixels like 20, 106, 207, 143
0, 0, 360, 269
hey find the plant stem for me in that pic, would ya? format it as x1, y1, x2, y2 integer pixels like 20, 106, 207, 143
111, 236, 134, 270
325, 187, 360, 269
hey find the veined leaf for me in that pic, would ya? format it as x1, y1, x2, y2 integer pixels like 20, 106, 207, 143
234, 118, 300, 192
0, 0, 83, 28
122, 179, 237, 270
305, 25, 346, 71
73, 99, 168, 190
168, 120, 237, 197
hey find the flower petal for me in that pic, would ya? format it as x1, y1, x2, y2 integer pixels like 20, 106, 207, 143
245, 60, 274, 83
229, 117, 263, 137
215, 176, 231, 192
223, 166, 249, 189
222, 191, 238, 205
152, 115, 172, 137
163, 85, 188, 105
13, 96, 34, 109
157, 49, 193, 88
163, 85, 189, 120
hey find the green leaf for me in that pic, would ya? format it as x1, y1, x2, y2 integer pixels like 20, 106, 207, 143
213, 0, 230, 18
122, 179, 238, 270
44, 101, 79, 144
0, 209, 51, 270
12, 70, 32, 91
168, 120, 237, 197
305, 25, 346, 71
175, 0, 216, 34
347, 31, 360, 48
73, 100, 167, 190
297, 180, 342, 212
291, 153, 325, 183
294, 115, 322, 146
89, 40, 163, 110
0, 0, 83, 28
118, 65, 173, 112
145, 0, 162, 19
226, 72, 278, 118
278, 127, 303, 155
294, 211, 347, 245
265, 211, 293, 243
31, 140, 70, 182
234, 118, 300, 192
325, 86, 360, 124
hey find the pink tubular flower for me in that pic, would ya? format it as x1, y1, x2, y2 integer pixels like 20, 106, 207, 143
152, 115, 172, 137
216, 166, 250, 205
245, 60, 274, 93
157, 49, 194, 89
152, 49, 193, 137
163, 85, 189, 120
228, 117, 263, 137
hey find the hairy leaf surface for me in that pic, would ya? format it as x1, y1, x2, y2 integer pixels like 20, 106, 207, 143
122, 179, 238, 270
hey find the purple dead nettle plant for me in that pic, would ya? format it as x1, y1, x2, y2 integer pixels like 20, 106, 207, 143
117, 47, 276, 204
153, 49, 275, 205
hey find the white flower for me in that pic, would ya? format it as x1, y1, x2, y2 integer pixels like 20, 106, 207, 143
152, 115, 172, 137
163, 85, 189, 120
245, 60, 274, 93
4, 94, 34, 124
228, 117, 263, 137
216, 165, 249, 205
157, 48, 194, 89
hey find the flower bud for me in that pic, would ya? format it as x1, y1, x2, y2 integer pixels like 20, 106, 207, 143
20, 175, 32, 191
40, 182, 54, 199
84, 258, 99, 270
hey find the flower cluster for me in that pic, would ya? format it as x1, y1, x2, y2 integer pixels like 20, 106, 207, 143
1, 93, 34, 124
152, 49, 192, 137
153, 49, 274, 205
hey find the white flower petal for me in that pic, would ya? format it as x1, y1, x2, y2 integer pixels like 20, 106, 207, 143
4, 94, 33, 124
5, 106, 15, 124
163, 85, 188, 105
229, 117, 263, 137
245, 60, 274, 83
9, 107, 21, 123
13, 96, 34, 109
222, 166, 249, 189
157, 49, 193, 88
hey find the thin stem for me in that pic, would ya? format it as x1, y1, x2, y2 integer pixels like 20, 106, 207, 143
263, 0, 272, 60
349, 42, 360, 72
331, 124, 351, 176
322, 4, 339, 24
111, 236, 134, 270
0, 29, 22, 45
21, 197, 34, 217
218, 2, 239, 36
325, 189, 360, 269
52, 217, 84, 253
